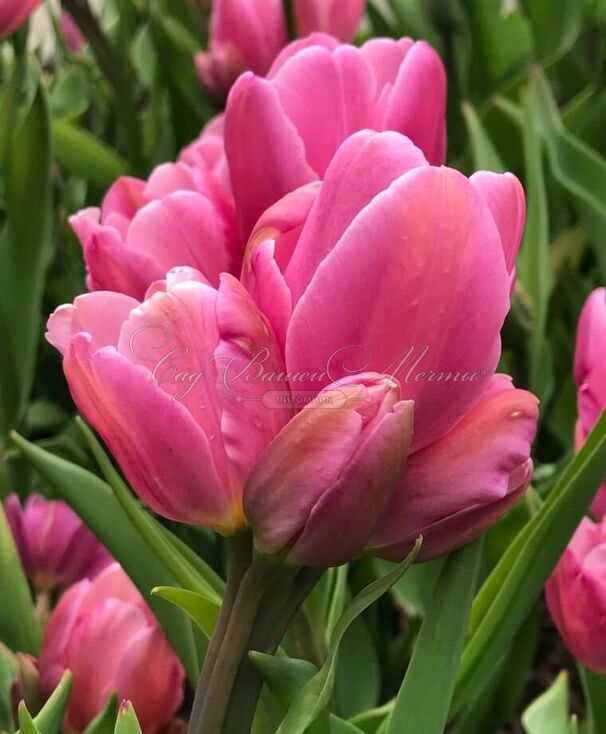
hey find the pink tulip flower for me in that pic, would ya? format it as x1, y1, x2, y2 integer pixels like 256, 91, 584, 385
61, 12, 85, 53
39, 563, 184, 733
4, 493, 112, 590
241, 130, 538, 562
69, 160, 238, 301
573, 288, 606, 516
195, 0, 287, 98
46, 268, 290, 533
0, 0, 40, 37
546, 515, 606, 673
294, 0, 366, 42
244, 374, 414, 566
225, 33, 446, 238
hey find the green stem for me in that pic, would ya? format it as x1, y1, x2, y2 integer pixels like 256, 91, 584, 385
189, 531, 253, 733
191, 554, 276, 734
222, 566, 324, 734
60, 0, 145, 174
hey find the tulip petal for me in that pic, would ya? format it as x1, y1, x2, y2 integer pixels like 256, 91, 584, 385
288, 400, 414, 566
225, 73, 317, 240
46, 291, 140, 355
271, 46, 376, 176
267, 32, 340, 77
63, 335, 235, 529
470, 171, 526, 276
360, 37, 414, 89
574, 287, 606, 389
382, 41, 446, 165
367, 378, 538, 561
286, 130, 428, 303
286, 166, 510, 449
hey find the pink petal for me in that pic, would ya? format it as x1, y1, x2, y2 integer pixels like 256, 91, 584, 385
368, 377, 539, 561
285, 130, 428, 303
46, 291, 140, 355
470, 171, 526, 277
360, 37, 414, 89
63, 335, 236, 530
225, 73, 317, 240
294, 0, 366, 42
286, 165, 510, 450
267, 32, 340, 77
574, 288, 606, 389
382, 41, 447, 165
270, 45, 376, 176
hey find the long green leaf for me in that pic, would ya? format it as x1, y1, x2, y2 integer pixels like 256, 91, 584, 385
11, 432, 201, 683
83, 694, 119, 734
453, 410, 606, 712
52, 118, 128, 189
527, 68, 606, 278
113, 703, 141, 734
276, 539, 422, 734
0, 504, 41, 655
461, 101, 505, 172
386, 539, 483, 734
0, 79, 52, 441
579, 667, 606, 734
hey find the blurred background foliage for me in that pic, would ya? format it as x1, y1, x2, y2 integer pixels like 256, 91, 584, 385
1, 1, 606, 732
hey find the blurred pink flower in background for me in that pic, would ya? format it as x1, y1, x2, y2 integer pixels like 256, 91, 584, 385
46, 268, 290, 533
39, 563, 184, 733
241, 130, 537, 562
225, 33, 447, 238
546, 515, 606, 673
294, 0, 366, 42
4, 493, 111, 590
0, 0, 40, 37
60, 11, 85, 53
573, 287, 606, 516
69, 161, 238, 300
196, 0, 287, 97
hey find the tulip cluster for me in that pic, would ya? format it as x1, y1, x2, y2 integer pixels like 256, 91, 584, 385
546, 288, 606, 671
39, 11, 542, 732
196, 0, 367, 96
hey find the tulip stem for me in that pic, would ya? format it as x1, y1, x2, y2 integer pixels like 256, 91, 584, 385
191, 554, 277, 734
189, 531, 253, 733
60, 0, 145, 174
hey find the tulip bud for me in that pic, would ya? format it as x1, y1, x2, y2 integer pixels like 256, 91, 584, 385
39, 564, 184, 733
4, 494, 112, 591
573, 288, 606, 516
546, 516, 606, 673
0, 0, 40, 37
244, 374, 414, 566
294, 0, 366, 42
60, 12, 85, 53
195, 0, 288, 97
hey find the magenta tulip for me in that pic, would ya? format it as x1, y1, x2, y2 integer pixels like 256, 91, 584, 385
46, 268, 290, 533
69, 162, 238, 301
4, 493, 111, 590
244, 374, 414, 566
39, 563, 184, 733
61, 12, 85, 53
242, 130, 538, 561
574, 288, 606, 516
546, 516, 606, 673
225, 33, 446, 238
0, 0, 40, 36
195, 0, 287, 97
294, 0, 366, 42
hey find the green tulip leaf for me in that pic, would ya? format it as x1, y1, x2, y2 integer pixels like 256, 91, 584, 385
28, 670, 72, 734
0, 504, 41, 655
113, 702, 142, 734
386, 539, 483, 734
17, 704, 41, 734
522, 671, 570, 734
453, 410, 606, 712
152, 586, 220, 639
83, 694, 119, 734
579, 667, 606, 734
275, 539, 422, 734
